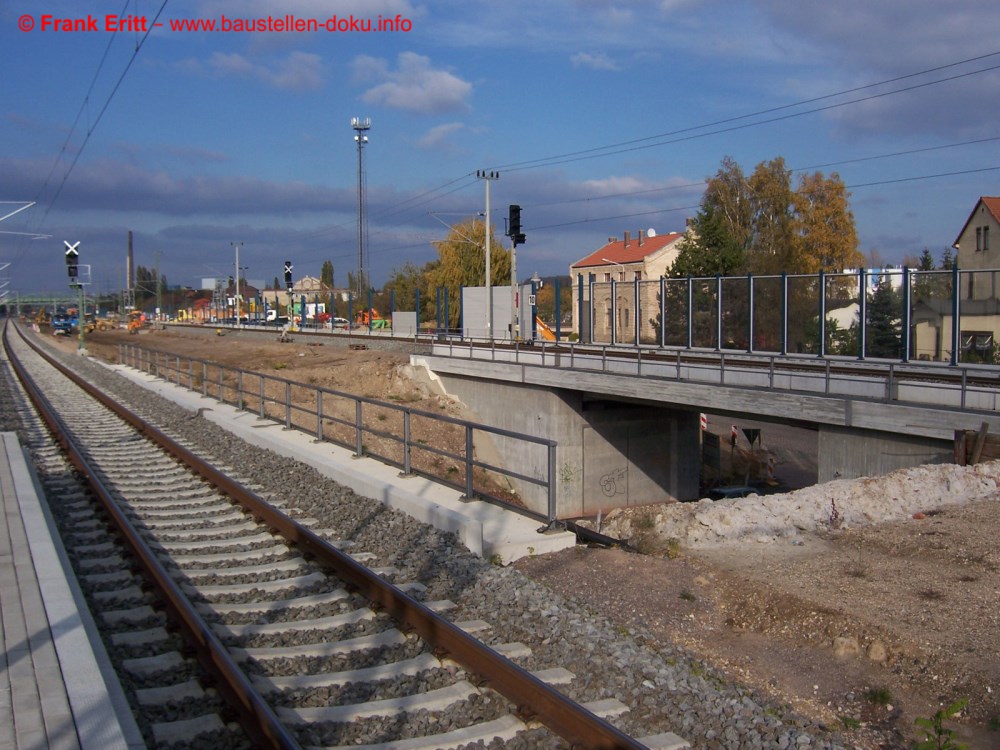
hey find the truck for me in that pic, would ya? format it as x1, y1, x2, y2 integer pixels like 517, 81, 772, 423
51, 313, 73, 335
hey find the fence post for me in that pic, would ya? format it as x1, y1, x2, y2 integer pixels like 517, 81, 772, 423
285, 381, 292, 429
259, 377, 265, 419
951, 265, 960, 366
747, 273, 754, 353
315, 390, 323, 441
818, 270, 827, 358
237, 371, 244, 410
858, 268, 867, 360
715, 274, 722, 351
901, 266, 911, 363
202, 362, 208, 397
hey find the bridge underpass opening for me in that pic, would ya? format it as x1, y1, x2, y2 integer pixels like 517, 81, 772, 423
699, 415, 818, 495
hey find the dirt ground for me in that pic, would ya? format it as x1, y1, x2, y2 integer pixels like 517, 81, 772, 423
44, 324, 1000, 749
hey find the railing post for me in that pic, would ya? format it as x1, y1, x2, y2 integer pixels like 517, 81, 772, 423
547, 443, 557, 524
218, 366, 224, 401
886, 363, 894, 401
463, 425, 474, 500
315, 390, 323, 441
202, 362, 208, 397
747, 273, 754, 353
237, 370, 244, 410
355, 400, 363, 456
259, 377, 265, 419
402, 411, 412, 476
285, 381, 292, 429
188, 359, 193, 389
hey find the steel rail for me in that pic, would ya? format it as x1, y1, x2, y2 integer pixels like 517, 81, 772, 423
3, 321, 302, 750
10, 322, 650, 750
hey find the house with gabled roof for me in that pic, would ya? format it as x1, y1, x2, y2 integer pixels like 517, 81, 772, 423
912, 196, 1000, 361
953, 196, 1000, 300
569, 228, 686, 343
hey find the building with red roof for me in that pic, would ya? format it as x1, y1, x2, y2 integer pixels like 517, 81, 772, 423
952, 196, 1000, 300
569, 228, 686, 343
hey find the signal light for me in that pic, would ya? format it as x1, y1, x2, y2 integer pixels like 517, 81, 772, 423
284, 261, 293, 290
508, 205, 526, 247
64, 240, 80, 280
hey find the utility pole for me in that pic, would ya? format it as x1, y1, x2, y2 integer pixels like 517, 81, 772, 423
352, 117, 371, 299
476, 169, 499, 339
154, 250, 162, 327
231, 241, 243, 327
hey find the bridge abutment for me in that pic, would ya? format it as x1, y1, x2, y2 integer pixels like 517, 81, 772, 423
428, 371, 700, 517
816, 425, 953, 483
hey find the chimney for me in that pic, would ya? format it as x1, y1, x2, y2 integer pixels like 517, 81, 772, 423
608, 236, 617, 243
637, 228, 644, 246
624, 230, 630, 247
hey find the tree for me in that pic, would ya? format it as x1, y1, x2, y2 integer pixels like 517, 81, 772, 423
793, 171, 862, 272
320, 260, 334, 289
866, 278, 901, 358
746, 157, 797, 274
426, 218, 511, 325
383, 261, 432, 318
271, 276, 280, 291
534, 276, 572, 327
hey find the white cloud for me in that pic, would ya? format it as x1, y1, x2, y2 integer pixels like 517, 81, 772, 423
570, 52, 620, 71
355, 52, 472, 114
417, 122, 465, 150
181, 51, 325, 90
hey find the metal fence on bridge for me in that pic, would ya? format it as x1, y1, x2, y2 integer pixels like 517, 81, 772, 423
576, 266, 1000, 367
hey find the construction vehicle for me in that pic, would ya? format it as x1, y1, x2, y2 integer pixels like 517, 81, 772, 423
127, 310, 146, 334
35, 308, 50, 326
355, 309, 389, 329
535, 317, 557, 341
51, 313, 73, 335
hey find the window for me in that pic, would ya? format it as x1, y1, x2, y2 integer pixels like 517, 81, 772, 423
618, 270, 626, 281
634, 270, 642, 281
985, 226, 990, 252
977, 227, 983, 251
961, 330, 994, 362
603, 272, 611, 282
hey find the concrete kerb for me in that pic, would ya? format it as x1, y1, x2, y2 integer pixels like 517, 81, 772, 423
101, 361, 576, 562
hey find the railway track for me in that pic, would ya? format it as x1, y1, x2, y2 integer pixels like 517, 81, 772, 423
3, 321, 662, 749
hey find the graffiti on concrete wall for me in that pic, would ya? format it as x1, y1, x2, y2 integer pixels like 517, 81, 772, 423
599, 466, 627, 497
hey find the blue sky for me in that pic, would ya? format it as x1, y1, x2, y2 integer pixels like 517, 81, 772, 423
2, 0, 999, 295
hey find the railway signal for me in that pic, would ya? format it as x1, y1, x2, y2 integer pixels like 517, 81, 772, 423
64, 240, 80, 283
284, 261, 293, 291
508, 204, 525, 247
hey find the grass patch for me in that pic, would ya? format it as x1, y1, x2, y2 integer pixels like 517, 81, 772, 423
864, 687, 893, 706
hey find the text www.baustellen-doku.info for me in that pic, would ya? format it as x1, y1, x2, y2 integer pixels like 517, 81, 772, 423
17, 13, 413, 34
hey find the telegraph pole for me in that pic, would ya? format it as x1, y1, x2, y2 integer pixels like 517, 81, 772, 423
476, 170, 499, 339
352, 117, 371, 299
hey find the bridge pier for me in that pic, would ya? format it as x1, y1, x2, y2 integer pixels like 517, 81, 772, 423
817, 425, 953, 483
428, 372, 700, 518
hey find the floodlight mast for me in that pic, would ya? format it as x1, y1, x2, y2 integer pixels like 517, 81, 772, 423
352, 117, 371, 299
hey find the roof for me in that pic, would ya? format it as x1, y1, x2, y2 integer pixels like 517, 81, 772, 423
571, 231, 684, 269
952, 196, 1000, 249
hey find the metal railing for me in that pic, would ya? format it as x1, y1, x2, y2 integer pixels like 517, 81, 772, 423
119, 343, 558, 524
434, 338, 1000, 414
